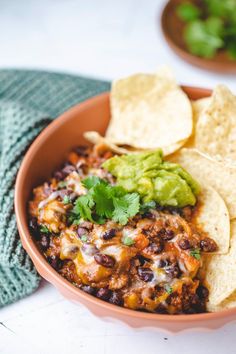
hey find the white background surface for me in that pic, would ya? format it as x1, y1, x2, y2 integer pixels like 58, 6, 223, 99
0, 0, 236, 353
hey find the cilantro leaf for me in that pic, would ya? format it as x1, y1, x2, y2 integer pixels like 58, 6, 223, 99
92, 214, 106, 224
164, 285, 173, 295
190, 248, 201, 260
227, 41, 236, 59
81, 235, 88, 242
73, 194, 95, 222
91, 183, 114, 218
184, 19, 224, 58
63, 195, 71, 204
72, 177, 140, 226
205, 0, 236, 18
205, 17, 224, 37
40, 225, 50, 234
177, 0, 236, 61
83, 176, 107, 190
122, 236, 135, 246
112, 193, 140, 225
177, 2, 201, 22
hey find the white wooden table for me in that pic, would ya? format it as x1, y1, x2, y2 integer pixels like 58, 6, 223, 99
0, 1, 236, 353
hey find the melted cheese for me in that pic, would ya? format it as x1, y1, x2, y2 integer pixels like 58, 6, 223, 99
66, 171, 87, 195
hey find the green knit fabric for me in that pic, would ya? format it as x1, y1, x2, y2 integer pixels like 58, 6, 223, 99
0, 69, 110, 307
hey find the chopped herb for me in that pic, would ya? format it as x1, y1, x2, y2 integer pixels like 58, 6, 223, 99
176, 0, 236, 60
72, 177, 140, 226
177, 2, 201, 22
83, 176, 103, 189
184, 19, 224, 58
112, 193, 140, 225
81, 235, 88, 242
40, 225, 50, 234
72, 219, 81, 225
63, 195, 71, 204
122, 236, 135, 246
73, 194, 95, 222
190, 248, 201, 260
164, 285, 173, 295
58, 181, 67, 189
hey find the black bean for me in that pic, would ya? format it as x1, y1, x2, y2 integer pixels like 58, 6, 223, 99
79, 221, 93, 230
159, 228, 175, 241
75, 145, 89, 157
94, 254, 115, 268
200, 238, 217, 252
53, 164, 76, 180
53, 170, 65, 181
81, 243, 98, 256
159, 259, 169, 268
145, 237, 164, 255
40, 234, 50, 250
81, 285, 96, 296
137, 267, 154, 282
137, 255, 149, 266
155, 285, 165, 296
196, 285, 209, 299
165, 263, 181, 278
47, 255, 62, 270
96, 288, 111, 301
29, 217, 40, 239
178, 237, 191, 250
109, 292, 123, 306
77, 227, 88, 238
29, 217, 38, 230
102, 229, 116, 240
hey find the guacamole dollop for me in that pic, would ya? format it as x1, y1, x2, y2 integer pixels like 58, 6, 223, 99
102, 149, 200, 207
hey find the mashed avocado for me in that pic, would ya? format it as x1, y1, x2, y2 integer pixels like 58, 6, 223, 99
102, 150, 200, 207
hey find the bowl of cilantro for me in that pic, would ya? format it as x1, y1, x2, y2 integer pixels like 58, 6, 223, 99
161, 0, 236, 73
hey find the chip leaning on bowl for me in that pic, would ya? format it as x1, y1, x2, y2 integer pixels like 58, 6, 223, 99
29, 68, 236, 314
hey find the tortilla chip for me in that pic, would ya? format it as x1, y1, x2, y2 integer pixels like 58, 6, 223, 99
171, 148, 236, 219
105, 69, 192, 155
197, 186, 230, 254
204, 220, 236, 307
84, 131, 185, 156
84, 131, 133, 155
192, 97, 211, 127
195, 85, 236, 164
207, 291, 236, 312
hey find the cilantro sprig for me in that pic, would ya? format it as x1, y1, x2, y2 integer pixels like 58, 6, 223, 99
177, 0, 236, 59
122, 236, 135, 246
63, 195, 71, 205
40, 225, 50, 234
72, 177, 140, 226
164, 285, 173, 295
190, 248, 201, 260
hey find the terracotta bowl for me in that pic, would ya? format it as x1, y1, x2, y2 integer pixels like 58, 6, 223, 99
15, 87, 236, 333
161, 0, 236, 74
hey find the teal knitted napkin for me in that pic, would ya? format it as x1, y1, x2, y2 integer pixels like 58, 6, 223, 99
0, 69, 110, 307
